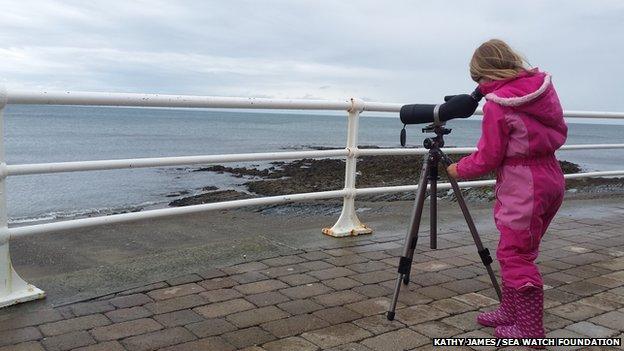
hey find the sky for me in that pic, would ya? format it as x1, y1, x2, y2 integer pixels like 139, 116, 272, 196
1, 0, 623, 111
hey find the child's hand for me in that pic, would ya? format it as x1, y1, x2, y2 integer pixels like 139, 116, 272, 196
447, 163, 459, 179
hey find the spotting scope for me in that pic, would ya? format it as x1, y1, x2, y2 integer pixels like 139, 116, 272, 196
400, 88, 484, 125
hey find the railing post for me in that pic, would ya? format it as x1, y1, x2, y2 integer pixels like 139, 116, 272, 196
0, 86, 45, 308
323, 98, 373, 237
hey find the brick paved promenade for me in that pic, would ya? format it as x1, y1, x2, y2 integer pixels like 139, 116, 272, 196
1, 203, 623, 350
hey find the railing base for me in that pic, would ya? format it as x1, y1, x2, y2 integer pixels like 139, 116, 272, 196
322, 224, 373, 237
0, 283, 45, 308
1, 242, 46, 308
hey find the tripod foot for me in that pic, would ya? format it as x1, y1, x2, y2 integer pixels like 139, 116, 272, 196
386, 311, 395, 321
403, 275, 410, 285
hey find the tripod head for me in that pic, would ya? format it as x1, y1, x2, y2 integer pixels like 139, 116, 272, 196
421, 123, 452, 149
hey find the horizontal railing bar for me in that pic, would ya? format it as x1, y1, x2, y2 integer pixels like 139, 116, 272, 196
6, 90, 624, 119
9, 169, 623, 238
6, 150, 349, 176
357, 144, 624, 156
8, 189, 347, 238
8, 144, 624, 176
355, 170, 624, 196
7, 91, 352, 111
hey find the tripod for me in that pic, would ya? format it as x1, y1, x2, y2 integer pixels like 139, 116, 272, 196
387, 123, 502, 321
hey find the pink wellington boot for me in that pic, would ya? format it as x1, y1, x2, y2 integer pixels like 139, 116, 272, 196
495, 285, 546, 348
477, 283, 515, 327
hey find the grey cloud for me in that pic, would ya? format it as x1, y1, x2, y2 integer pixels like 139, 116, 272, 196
0, 0, 623, 110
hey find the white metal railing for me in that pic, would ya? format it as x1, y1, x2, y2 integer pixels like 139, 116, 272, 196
1, 87, 624, 308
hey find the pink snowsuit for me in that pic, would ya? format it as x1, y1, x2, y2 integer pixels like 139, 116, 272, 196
457, 69, 567, 290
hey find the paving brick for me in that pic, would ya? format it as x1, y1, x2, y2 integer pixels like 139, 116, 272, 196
261, 265, 311, 279
262, 336, 317, 351
346, 297, 402, 317
350, 271, 395, 284
299, 251, 332, 261
301, 323, 372, 348
352, 284, 391, 298
346, 261, 391, 274
90, 318, 163, 341
410, 320, 463, 338
193, 299, 255, 319
452, 293, 498, 308
394, 305, 449, 326
325, 255, 369, 266
312, 290, 366, 307
222, 327, 276, 349
105, 307, 152, 323
262, 255, 306, 267
197, 268, 227, 280
159, 337, 235, 351
200, 288, 243, 303
41, 330, 95, 351
430, 298, 475, 314
324, 249, 355, 257
186, 318, 237, 338
548, 301, 605, 321
577, 295, 623, 311
147, 283, 205, 300
353, 314, 405, 335
39, 314, 110, 337
558, 281, 609, 297
324, 277, 362, 290
361, 329, 428, 351
245, 291, 290, 307
277, 299, 324, 315
417, 285, 457, 299
198, 277, 238, 291
72, 341, 125, 351
121, 327, 196, 351
225, 306, 289, 328
410, 272, 454, 287
589, 311, 624, 330
298, 260, 334, 271
109, 294, 153, 308
0, 342, 45, 351
440, 311, 481, 331
231, 271, 270, 284
396, 290, 433, 306
165, 273, 203, 286
153, 309, 203, 327
280, 283, 333, 299
0, 327, 42, 347
440, 279, 491, 294
234, 280, 288, 295
71, 301, 115, 317
277, 273, 318, 286
565, 321, 618, 337
261, 314, 329, 338
314, 306, 363, 324
144, 294, 207, 314
308, 267, 356, 280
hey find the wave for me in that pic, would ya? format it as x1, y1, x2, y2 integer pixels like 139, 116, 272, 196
8, 200, 164, 226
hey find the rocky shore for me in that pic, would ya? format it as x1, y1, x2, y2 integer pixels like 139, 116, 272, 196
166, 149, 624, 208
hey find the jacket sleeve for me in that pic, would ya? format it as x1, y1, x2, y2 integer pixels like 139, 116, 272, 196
456, 102, 510, 179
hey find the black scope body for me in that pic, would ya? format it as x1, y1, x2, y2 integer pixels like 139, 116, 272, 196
400, 88, 484, 125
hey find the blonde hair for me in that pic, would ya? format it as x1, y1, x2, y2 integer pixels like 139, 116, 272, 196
470, 39, 529, 82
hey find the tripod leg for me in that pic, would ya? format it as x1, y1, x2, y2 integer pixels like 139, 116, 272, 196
439, 153, 502, 301
387, 154, 430, 321
429, 160, 438, 250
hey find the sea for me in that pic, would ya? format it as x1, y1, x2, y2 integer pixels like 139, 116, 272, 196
4, 105, 624, 225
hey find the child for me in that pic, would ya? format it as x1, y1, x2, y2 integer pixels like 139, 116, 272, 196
447, 39, 567, 341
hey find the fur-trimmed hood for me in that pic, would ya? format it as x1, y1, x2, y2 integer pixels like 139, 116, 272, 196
478, 69, 564, 127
